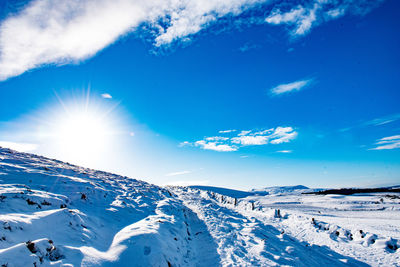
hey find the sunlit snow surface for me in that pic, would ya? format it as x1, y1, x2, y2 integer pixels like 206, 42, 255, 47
0, 147, 399, 266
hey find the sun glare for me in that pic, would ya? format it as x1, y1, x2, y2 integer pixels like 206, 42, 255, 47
56, 111, 109, 153
46, 92, 123, 166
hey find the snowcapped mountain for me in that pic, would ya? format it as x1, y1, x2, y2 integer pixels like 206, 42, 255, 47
0, 147, 399, 266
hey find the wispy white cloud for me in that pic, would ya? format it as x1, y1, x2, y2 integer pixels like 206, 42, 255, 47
0, 0, 147, 80
269, 127, 298, 144
101, 93, 112, 99
276, 150, 292, 153
370, 135, 400, 150
0, 0, 382, 81
238, 130, 252, 136
270, 78, 313, 95
0, 0, 267, 81
238, 42, 260, 52
218, 129, 236, 134
232, 135, 268, 145
182, 126, 297, 152
253, 129, 273, 135
265, 1, 383, 37
165, 170, 191, 177
205, 136, 229, 141
0, 141, 38, 152
266, 5, 317, 36
232, 127, 297, 145
363, 113, 400, 127
195, 140, 238, 152
179, 141, 192, 147
340, 113, 400, 132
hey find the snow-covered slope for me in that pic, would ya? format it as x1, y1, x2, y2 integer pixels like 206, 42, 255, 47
0, 148, 216, 266
0, 147, 399, 266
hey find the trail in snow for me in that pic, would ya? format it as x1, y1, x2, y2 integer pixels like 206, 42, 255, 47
181, 206, 221, 266
173, 187, 369, 266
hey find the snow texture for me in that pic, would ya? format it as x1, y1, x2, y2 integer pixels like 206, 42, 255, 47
0, 147, 399, 266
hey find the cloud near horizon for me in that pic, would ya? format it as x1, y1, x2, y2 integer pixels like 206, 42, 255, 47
0, 141, 38, 152
181, 126, 297, 152
0, 0, 383, 81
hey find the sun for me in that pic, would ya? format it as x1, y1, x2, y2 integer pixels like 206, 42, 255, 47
47, 93, 122, 166
56, 110, 109, 153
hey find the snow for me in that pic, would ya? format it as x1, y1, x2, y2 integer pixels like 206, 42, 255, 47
0, 147, 399, 266
0, 148, 193, 266
175, 187, 399, 266
188, 186, 254, 198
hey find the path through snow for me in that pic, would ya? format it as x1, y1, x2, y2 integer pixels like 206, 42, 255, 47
173, 187, 370, 266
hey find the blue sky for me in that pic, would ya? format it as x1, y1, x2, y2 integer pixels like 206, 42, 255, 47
0, 0, 399, 189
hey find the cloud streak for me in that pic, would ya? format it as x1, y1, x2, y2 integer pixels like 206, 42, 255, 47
265, 1, 384, 37
101, 93, 112, 99
195, 140, 238, 152
219, 129, 236, 134
363, 113, 400, 127
182, 126, 297, 152
339, 113, 400, 132
270, 78, 313, 95
370, 135, 400, 150
0, 0, 383, 81
277, 150, 292, 153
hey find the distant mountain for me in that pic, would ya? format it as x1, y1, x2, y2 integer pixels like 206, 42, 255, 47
189, 185, 317, 198
250, 185, 313, 195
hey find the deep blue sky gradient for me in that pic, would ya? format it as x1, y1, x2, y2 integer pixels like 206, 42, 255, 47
0, 0, 399, 189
